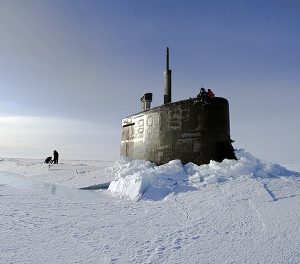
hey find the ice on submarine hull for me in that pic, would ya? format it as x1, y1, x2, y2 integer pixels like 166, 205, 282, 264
120, 48, 236, 165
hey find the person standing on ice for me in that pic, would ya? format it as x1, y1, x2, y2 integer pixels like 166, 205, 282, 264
53, 150, 59, 164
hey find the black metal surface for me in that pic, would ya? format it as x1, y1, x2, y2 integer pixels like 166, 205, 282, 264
121, 97, 236, 165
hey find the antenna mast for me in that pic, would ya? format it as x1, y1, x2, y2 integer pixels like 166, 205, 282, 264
164, 47, 172, 104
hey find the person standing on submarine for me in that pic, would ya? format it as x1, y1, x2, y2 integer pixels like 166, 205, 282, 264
207, 88, 215, 99
53, 150, 59, 164
197, 87, 208, 102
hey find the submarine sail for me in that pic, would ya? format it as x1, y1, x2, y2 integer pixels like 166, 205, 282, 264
120, 48, 236, 165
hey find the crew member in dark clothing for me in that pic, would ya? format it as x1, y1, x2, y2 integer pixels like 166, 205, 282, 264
44, 156, 53, 164
53, 150, 59, 164
197, 87, 208, 102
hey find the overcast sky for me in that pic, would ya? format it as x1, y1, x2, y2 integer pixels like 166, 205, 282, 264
0, 0, 299, 164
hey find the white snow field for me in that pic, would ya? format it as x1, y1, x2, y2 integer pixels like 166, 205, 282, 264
1, 149, 300, 264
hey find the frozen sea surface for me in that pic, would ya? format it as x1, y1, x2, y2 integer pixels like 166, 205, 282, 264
1, 151, 300, 264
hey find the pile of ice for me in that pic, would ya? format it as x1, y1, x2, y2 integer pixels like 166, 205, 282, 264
107, 149, 299, 201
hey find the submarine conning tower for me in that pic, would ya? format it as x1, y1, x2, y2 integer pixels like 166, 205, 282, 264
120, 48, 236, 165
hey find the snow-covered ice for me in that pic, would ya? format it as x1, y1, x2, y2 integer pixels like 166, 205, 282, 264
107, 150, 298, 201
1, 150, 300, 263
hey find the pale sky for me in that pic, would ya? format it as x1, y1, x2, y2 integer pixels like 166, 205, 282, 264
0, 0, 299, 164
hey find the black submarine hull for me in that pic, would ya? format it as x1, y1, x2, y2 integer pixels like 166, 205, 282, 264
121, 97, 236, 165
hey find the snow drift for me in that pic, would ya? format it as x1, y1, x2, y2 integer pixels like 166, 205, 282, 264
107, 149, 299, 201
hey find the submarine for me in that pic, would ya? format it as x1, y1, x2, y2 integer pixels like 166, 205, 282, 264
120, 48, 236, 165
